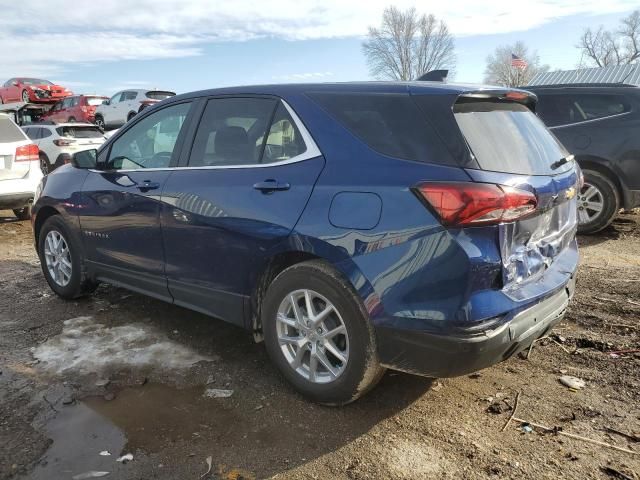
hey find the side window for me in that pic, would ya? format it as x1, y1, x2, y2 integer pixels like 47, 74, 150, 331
110, 92, 123, 104
40, 128, 52, 139
23, 128, 39, 140
258, 103, 306, 163
62, 98, 73, 108
538, 94, 630, 127
188, 97, 277, 167
70, 97, 80, 107
108, 102, 192, 170
51, 102, 62, 112
123, 91, 138, 101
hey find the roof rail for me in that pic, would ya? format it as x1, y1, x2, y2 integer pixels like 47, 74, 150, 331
524, 82, 636, 89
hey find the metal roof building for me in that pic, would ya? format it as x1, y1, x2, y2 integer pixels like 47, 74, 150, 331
529, 64, 640, 86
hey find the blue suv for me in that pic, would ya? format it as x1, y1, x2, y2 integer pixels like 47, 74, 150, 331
32, 82, 579, 404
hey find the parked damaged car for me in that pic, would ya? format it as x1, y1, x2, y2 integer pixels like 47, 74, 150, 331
0, 78, 72, 104
32, 82, 579, 404
528, 83, 640, 233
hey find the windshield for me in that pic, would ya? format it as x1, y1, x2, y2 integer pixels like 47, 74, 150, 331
20, 78, 53, 86
146, 91, 175, 100
86, 97, 108, 106
453, 100, 572, 175
56, 126, 104, 138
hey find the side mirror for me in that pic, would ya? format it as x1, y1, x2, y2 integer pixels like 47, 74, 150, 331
71, 149, 98, 169
102, 100, 109, 105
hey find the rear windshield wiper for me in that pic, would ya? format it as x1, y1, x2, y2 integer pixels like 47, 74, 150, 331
550, 155, 573, 170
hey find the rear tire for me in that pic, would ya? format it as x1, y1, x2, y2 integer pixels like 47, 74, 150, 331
127, 112, 136, 121
40, 153, 50, 175
68, 116, 76, 122
13, 206, 31, 220
262, 260, 385, 405
577, 170, 620, 234
38, 215, 97, 299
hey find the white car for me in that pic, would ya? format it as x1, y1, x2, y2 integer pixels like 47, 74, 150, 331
94, 89, 175, 130
0, 114, 42, 219
22, 123, 106, 174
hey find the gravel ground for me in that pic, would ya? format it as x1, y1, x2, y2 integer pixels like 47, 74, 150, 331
0, 210, 638, 480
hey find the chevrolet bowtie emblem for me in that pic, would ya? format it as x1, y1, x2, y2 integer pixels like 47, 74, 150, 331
565, 186, 577, 200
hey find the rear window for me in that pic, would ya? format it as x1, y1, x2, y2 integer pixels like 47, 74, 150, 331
85, 97, 106, 106
146, 91, 175, 101
56, 126, 104, 138
453, 100, 571, 175
0, 116, 28, 142
308, 92, 456, 165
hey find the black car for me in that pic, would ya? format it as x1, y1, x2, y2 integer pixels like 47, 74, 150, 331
527, 84, 640, 233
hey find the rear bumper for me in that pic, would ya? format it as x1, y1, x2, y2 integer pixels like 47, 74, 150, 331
0, 192, 33, 209
376, 275, 576, 377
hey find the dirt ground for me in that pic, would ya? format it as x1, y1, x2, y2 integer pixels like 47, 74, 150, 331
0, 210, 638, 480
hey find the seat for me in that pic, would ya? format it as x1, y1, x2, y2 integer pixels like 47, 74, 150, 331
214, 126, 252, 164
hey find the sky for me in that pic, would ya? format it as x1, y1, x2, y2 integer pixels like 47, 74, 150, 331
0, 0, 638, 95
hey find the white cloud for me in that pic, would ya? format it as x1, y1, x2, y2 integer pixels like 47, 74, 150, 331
0, 1, 637, 77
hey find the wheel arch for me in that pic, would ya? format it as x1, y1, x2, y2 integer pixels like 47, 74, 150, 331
248, 247, 377, 342
34, 205, 62, 249
575, 155, 625, 205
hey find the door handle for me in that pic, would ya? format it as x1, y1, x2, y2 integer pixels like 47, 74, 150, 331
137, 180, 160, 192
253, 179, 291, 193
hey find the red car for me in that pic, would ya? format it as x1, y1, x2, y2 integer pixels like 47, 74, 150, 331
41, 95, 110, 123
0, 78, 72, 104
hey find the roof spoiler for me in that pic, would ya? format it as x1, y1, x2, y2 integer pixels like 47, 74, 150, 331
416, 70, 449, 82
456, 89, 538, 110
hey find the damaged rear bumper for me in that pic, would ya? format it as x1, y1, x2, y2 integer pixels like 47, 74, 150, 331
376, 275, 576, 377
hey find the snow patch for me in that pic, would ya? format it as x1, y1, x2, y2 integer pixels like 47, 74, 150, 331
34, 316, 208, 375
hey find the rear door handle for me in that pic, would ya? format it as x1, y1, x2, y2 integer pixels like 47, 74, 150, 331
253, 179, 291, 193
137, 180, 160, 192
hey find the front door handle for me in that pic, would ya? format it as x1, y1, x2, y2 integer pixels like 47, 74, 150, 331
253, 179, 291, 193
137, 180, 160, 192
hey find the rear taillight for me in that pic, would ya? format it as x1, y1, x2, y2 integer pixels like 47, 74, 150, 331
15, 144, 39, 162
415, 182, 537, 226
53, 139, 75, 146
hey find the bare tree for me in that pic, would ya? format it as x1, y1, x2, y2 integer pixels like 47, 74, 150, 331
578, 10, 640, 67
362, 6, 455, 81
484, 41, 549, 87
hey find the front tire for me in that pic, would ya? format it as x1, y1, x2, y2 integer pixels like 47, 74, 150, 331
577, 170, 620, 234
68, 116, 76, 122
94, 115, 105, 131
38, 215, 97, 299
262, 260, 385, 405
22, 89, 30, 103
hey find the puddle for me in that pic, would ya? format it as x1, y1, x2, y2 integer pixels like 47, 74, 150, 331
33, 316, 209, 376
29, 402, 126, 480
84, 384, 242, 452
30, 383, 244, 479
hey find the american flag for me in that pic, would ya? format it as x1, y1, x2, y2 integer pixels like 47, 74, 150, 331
511, 54, 528, 70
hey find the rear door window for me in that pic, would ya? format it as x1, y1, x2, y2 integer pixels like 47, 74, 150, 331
188, 97, 278, 167
537, 93, 630, 127
453, 100, 571, 175
308, 92, 456, 165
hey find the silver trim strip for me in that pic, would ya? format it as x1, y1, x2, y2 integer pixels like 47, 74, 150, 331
90, 99, 322, 173
549, 111, 631, 130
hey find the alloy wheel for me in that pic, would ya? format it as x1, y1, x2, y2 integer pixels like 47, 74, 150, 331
43, 230, 72, 287
276, 289, 349, 384
40, 156, 49, 175
577, 182, 604, 224
22, 90, 29, 103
